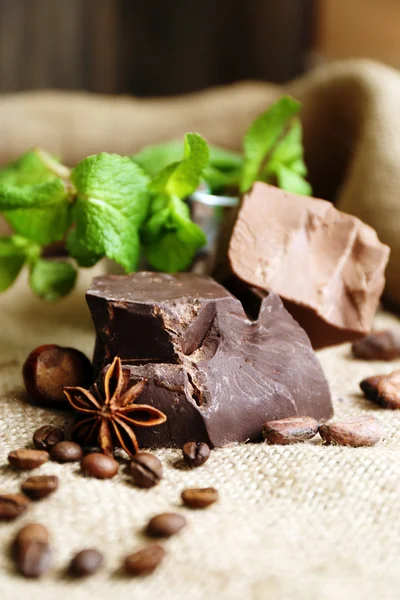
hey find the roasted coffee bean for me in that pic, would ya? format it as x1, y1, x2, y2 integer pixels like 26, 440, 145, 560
124, 544, 166, 576
182, 441, 210, 468
181, 487, 219, 509
262, 416, 319, 444
352, 330, 400, 360
50, 441, 83, 463
359, 374, 386, 401
8, 449, 49, 470
128, 453, 162, 488
14, 523, 49, 549
146, 513, 187, 538
21, 475, 59, 500
0, 494, 29, 521
15, 539, 52, 578
33, 425, 64, 450
375, 371, 400, 409
319, 416, 384, 447
69, 549, 104, 577
22, 344, 92, 407
81, 453, 118, 479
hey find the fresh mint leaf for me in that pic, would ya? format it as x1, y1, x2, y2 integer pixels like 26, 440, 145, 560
132, 141, 184, 177
0, 148, 72, 245
141, 202, 171, 244
262, 118, 312, 195
0, 148, 58, 186
0, 179, 71, 245
203, 165, 241, 193
0, 178, 67, 209
143, 196, 206, 272
241, 96, 301, 193
65, 231, 102, 268
133, 139, 242, 194
142, 135, 208, 271
208, 145, 243, 172
149, 133, 209, 199
29, 259, 77, 302
69, 153, 150, 272
0, 236, 38, 291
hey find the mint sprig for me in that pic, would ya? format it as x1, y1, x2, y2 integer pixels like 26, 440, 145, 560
142, 133, 208, 271
68, 153, 150, 272
0, 95, 312, 300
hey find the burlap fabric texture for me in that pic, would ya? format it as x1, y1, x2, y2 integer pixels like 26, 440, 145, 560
1, 269, 400, 600
1, 59, 400, 303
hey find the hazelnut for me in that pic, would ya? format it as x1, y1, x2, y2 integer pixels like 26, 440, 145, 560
22, 344, 92, 407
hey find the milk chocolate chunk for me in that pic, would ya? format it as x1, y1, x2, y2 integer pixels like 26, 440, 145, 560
228, 182, 390, 349
87, 273, 333, 448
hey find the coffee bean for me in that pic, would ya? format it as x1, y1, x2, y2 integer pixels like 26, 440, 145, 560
182, 441, 210, 468
124, 544, 166, 576
0, 494, 29, 521
128, 453, 162, 488
262, 416, 319, 444
22, 344, 92, 407
8, 449, 49, 470
181, 487, 219, 509
360, 374, 386, 401
81, 453, 118, 479
375, 371, 400, 409
14, 523, 49, 549
146, 513, 187, 538
69, 549, 104, 577
352, 330, 400, 360
33, 425, 64, 450
50, 441, 83, 463
15, 539, 52, 578
21, 475, 59, 500
319, 416, 384, 447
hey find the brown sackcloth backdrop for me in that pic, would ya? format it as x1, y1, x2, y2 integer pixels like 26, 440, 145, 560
1, 59, 400, 599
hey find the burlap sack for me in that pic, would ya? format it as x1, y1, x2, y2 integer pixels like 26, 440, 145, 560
1, 59, 400, 303
1, 60, 400, 599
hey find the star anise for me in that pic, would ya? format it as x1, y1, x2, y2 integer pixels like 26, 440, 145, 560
63, 356, 167, 457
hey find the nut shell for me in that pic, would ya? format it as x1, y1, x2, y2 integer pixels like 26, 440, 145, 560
22, 344, 92, 407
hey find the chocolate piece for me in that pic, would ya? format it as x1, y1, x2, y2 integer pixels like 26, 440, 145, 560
87, 273, 332, 448
228, 182, 390, 349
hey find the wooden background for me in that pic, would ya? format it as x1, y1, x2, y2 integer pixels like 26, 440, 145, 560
0, 0, 314, 96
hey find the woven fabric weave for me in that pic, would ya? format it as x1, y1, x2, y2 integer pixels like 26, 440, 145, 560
0, 269, 400, 600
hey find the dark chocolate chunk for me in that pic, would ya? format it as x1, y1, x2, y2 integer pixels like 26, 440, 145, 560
87, 273, 333, 448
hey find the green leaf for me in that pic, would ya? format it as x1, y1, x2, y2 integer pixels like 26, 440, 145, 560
29, 259, 77, 302
132, 139, 241, 194
132, 141, 185, 177
0, 148, 59, 186
149, 133, 209, 199
274, 165, 312, 196
69, 153, 150, 272
0, 179, 71, 245
143, 196, 206, 272
241, 96, 301, 193
0, 236, 37, 291
203, 165, 241, 193
65, 231, 103, 268
262, 119, 312, 195
0, 178, 67, 209
208, 145, 243, 172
